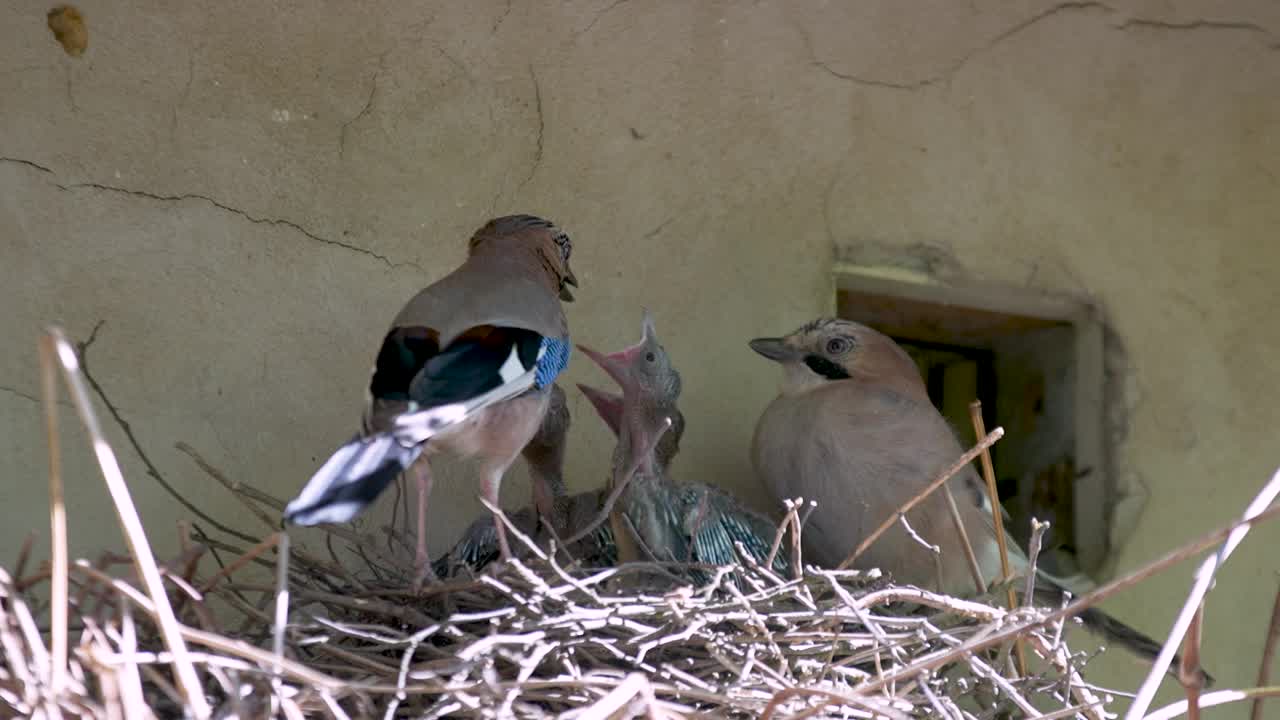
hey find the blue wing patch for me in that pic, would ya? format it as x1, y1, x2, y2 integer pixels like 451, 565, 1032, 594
535, 337, 571, 389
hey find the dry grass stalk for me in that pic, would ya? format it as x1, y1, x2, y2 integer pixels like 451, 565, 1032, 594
968, 400, 1025, 677
968, 402, 1015, 592
40, 326, 211, 718
1146, 686, 1280, 720
1253, 580, 1280, 720
939, 484, 986, 596
1179, 607, 1205, 720
39, 331, 70, 700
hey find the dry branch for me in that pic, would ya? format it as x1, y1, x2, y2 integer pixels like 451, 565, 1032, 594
1254, 580, 1280, 720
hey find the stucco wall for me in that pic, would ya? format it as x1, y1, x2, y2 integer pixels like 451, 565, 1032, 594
3, 1, 1278, 712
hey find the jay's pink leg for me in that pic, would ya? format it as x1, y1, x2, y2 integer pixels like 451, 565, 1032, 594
480, 469, 513, 560
410, 460, 439, 588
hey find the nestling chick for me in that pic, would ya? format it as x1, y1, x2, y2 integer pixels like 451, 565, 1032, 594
521, 382, 572, 535
575, 310, 790, 578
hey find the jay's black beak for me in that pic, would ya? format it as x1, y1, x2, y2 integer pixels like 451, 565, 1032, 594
749, 337, 799, 363
559, 267, 579, 302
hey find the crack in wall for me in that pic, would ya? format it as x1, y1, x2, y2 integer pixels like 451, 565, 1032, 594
0, 385, 40, 404
0, 157, 55, 174
806, 2, 1277, 91
574, 0, 629, 40
516, 64, 544, 194
1116, 17, 1275, 38
55, 180, 420, 269
492, 0, 513, 34
0, 383, 75, 410
339, 48, 396, 160
643, 217, 674, 239
340, 71, 380, 160
3, 157, 422, 271
807, 1, 1115, 91
74, 320, 260, 544
429, 40, 470, 81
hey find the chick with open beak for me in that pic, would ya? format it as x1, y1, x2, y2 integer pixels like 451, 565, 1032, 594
574, 311, 790, 579
569, 310, 677, 563
575, 310, 682, 494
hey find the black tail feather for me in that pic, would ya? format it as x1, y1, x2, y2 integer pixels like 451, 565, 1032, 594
284, 435, 423, 527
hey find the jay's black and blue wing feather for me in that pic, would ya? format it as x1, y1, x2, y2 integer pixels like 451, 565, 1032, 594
410, 328, 542, 406
283, 325, 571, 526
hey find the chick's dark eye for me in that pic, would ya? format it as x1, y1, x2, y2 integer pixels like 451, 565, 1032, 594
645, 352, 656, 362
825, 338, 849, 355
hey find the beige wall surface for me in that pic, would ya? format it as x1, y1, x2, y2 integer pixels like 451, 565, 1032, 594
2, 1, 1277, 712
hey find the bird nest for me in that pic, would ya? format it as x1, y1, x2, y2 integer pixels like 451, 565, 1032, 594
8, 327, 1276, 719
2, 438, 1122, 720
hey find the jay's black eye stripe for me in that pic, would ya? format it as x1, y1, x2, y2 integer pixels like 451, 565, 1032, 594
803, 354, 850, 380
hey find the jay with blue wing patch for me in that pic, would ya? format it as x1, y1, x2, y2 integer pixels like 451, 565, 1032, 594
283, 214, 578, 586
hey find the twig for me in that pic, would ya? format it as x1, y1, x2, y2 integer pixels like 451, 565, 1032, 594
764, 498, 800, 575
793, 500, 816, 581
1179, 606, 1206, 720
43, 326, 211, 719
1255, 579, 1280, 720
1023, 519, 1049, 604
572, 672, 657, 720
38, 332, 69, 694
1127, 464, 1280, 719
969, 400, 1024, 676
175, 441, 287, 511
838, 427, 1004, 569
272, 532, 291, 699
13, 531, 35, 583
1025, 630, 1108, 720
1147, 687, 1280, 720
896, 513, 944, 589
180, 442, 395, 583
478, 497, 550, 564
117, 592, 148, 717
940, 484, 985, 595
917, 672, 959, 720
198, 533, 282, 593
968, 402, 1013, 587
